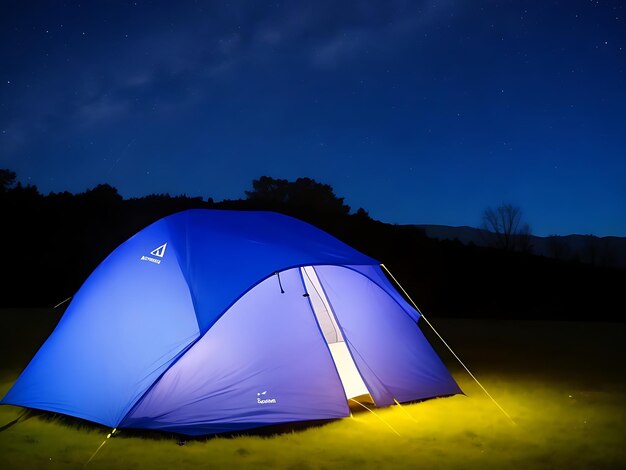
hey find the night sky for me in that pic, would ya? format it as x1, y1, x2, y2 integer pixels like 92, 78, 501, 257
1, 1, 624, 236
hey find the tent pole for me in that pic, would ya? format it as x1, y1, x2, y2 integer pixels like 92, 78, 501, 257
53, 296, 72, 309
380, 264, 516, 425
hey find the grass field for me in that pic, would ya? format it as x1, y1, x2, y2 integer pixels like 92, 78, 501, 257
1, 309, 625, 469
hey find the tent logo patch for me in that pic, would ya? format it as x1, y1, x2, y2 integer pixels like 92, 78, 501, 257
150, 243, 167, 258
141, 243, 167, 265
257, 391, 277, 404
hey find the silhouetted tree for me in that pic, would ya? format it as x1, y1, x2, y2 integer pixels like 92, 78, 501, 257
599, 239, 618, 269
481, 203, 532, 252
245, 176, 350, 214
354, 207, 370, 220
0, 169, 17, 192
583, 235, 599, 266
582, 235, 618, 269
548, 235, 571, 261
80, 183, 123, 203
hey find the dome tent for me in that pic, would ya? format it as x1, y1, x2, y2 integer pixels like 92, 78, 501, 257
1, 209, 461, 435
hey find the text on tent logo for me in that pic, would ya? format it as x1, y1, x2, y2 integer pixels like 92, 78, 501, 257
257, 391, 277, 404
141, 243, 167, 265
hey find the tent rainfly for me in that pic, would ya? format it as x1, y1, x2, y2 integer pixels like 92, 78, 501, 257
1, 209, 461, 435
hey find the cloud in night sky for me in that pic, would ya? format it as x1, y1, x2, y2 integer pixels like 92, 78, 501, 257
3, 1, 459, 134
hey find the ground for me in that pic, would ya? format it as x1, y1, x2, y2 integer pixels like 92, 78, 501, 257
1, 310, 624, 469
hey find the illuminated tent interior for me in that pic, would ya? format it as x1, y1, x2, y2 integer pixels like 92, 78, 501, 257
1, 209, 461, 435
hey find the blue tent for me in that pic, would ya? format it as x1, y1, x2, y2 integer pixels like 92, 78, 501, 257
1, 209, 461, 435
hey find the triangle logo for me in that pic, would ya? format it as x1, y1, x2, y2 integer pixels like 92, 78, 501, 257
150, 243, 167, 258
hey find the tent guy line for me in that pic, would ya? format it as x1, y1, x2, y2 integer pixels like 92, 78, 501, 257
349, 398, 401, 437
84, 428, 117, 467
380, 264, 516, 425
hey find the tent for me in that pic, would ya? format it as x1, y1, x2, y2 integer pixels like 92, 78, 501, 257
1, 209, 461, 435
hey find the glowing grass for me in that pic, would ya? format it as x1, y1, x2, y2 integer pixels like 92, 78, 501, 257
1, 312, 625, 469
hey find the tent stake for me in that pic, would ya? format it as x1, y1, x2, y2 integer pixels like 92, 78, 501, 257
380, 264, 516, 425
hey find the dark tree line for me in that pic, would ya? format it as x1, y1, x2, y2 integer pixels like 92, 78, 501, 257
1, 169, 624, 321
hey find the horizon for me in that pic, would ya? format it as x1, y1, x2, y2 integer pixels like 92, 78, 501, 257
1, 1, 625, 237
5, 168, 623, 239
